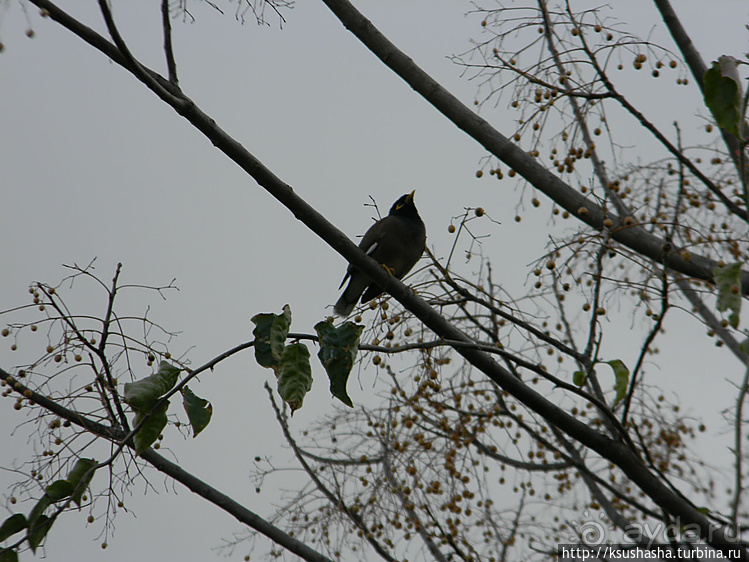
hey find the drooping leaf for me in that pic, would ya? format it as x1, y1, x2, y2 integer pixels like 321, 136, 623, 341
132, 400, 169, 455
276, 343, 313, 413
0, 547, 19, 562
44, 480, 74, 502
704, 56, 743, 138
251, 305, 292, 372
27, 514, 53, 553
270, 305, 292, 363
0, 514, 27, 542
27, 493, 55, 552
123, 361, 180, 413
182, 386, 213, 437
572, 370, 586, 387
314, 320, 363, 407
251, 312, 277, 369
714, 262, 742, 328
251, 312, 277, 370
607, 359, 630, 406
27, 495, 51, 532
66, 458, 97, 507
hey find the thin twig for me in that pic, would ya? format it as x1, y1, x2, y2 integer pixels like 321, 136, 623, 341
731, 364, 749, 533
265, 383, 399, 562
161, 0, 179, 85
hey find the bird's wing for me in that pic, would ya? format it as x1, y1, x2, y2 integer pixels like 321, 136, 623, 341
358, 217, 389, 256
338, 217, 388, 289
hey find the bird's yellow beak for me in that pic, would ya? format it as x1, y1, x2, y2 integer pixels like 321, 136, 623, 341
394, 191, 416, 211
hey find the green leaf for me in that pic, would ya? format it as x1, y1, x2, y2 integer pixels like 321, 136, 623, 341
27, 514, 53, 553
123, 361, 180, 413
181, 386, 213, 437
314, 320, 364, 407
714, 262, 742, 329
0, 547, 19, 562
27, 495, 51, 532
572, 370, 586, 387
271, 305, 292, 363
704, 57, 743, 138
0, 514, 27, 542
27, 494, 54, 552
251, 313, 277, 369
606, 359, 630, 406
251, 305, 292, 372
45, 480, 74, 502
132, 400, 169, 455
276, 343, 313, 413
66, 458, 97, 507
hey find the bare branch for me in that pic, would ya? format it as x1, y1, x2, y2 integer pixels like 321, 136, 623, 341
161, 0, 179, 85
266, 383, 399, 562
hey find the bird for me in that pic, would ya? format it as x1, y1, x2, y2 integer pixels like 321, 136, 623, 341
334, 191, 426, 317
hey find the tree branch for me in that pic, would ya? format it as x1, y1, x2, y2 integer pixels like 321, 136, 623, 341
161, 0, 178, 85
97, 0, 185, 107
731, 365, 749, 533
266, 383, 399, 562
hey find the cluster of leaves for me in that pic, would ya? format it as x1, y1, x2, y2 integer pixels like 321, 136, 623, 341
251, 305, 364, 411
123, 361, 212, 454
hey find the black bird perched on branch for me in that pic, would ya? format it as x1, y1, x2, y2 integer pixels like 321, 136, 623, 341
334, 191, 427, 317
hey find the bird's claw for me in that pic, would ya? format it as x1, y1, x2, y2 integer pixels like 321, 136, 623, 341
382, 264, 396, 276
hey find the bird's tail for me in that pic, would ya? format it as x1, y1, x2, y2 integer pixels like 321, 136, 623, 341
334, 275, 369, 317
333, 295, 356, 317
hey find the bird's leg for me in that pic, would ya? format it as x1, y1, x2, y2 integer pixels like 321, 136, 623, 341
381, 264, 396, 276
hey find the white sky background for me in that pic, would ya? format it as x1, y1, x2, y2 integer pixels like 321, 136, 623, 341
1, 1, 748, 560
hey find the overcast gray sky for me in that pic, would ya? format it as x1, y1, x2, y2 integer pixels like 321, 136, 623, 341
2, 1, 748, 560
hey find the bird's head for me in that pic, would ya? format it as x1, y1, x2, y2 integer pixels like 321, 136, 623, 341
389, 190, 418, 217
